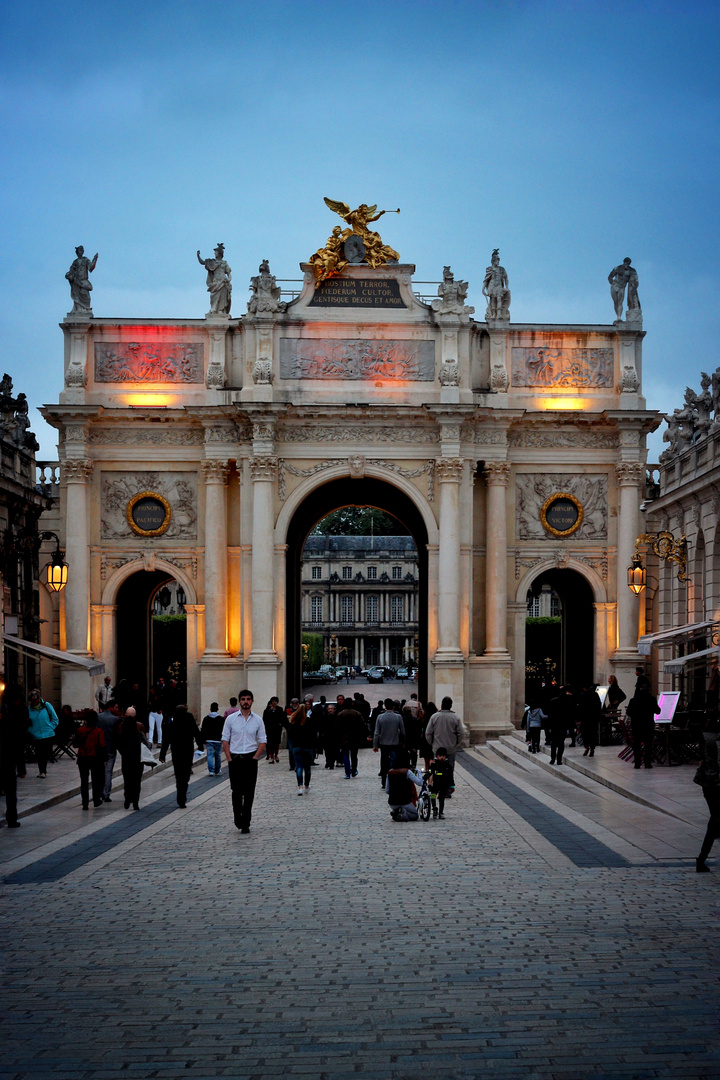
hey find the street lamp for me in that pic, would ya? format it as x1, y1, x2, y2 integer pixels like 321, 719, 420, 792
627, 530, 687, 595
15, 528, 68, 594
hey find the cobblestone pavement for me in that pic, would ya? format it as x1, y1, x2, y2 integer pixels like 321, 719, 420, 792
0, 748, 718, 1079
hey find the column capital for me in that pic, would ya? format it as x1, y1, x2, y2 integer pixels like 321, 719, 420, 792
483, 461, 511, 487
62, 458, 94, 483
436, 457, 464, 483
202, 459, 230, 484
249, 456, 278, 482
616, 461, 644, 486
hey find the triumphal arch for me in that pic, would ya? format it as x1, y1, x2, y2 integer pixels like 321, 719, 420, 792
42, 203, 660, 739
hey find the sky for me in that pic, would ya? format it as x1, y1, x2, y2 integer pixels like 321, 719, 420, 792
1, 0, 719, 460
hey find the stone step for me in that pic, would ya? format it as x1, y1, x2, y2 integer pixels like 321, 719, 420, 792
502, 730, 695, 824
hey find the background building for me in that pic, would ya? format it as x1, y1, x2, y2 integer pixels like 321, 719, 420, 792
301, 535, 419, 669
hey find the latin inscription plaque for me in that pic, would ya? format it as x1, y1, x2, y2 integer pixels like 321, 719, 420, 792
126, 491, 172, 537
309, 278, 406, 308
540, 493, 584, 538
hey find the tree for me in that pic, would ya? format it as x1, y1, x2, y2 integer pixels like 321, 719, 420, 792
302, 632, 324, 670
310, 506, 408, 536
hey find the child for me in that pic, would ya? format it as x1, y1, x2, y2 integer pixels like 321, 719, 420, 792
428, 747, 453, 819
526, 700, 546, 754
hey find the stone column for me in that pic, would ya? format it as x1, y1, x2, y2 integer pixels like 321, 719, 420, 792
484, 462, 511, 654
202, 459, 230, 657
615, 463, 644, 654
63, 459, 93, 655
60, 458, 93, 708
249, 457, 278, 663
435, 458, 464, 658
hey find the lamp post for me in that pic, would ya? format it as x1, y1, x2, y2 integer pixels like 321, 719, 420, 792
626, 530, 687, 594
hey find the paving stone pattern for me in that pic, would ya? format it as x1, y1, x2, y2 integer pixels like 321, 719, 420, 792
0, 749, 718, 1079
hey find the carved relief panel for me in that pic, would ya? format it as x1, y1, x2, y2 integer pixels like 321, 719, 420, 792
279, 338, 435, 381
516, 473, 608, 540
101, 471, 198, 540
94, 343, 204, 383
511, 347, 613, 388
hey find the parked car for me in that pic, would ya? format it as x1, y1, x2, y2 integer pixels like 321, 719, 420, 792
367, 666, 385, 683
396, 667, 410, 681
318, 666, 338, 683
302, 670, 327, 685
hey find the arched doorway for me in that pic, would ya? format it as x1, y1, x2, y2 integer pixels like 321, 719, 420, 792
115, 571, 188, 701
525, 568, 594, 699
285, 477, 429, 704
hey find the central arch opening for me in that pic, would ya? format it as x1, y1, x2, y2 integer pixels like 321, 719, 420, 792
525, 568, 594, 700
115, 570, 188, 704
285, 477, 429, 704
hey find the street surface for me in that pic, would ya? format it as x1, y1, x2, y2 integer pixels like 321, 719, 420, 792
0, 734, 717, 1079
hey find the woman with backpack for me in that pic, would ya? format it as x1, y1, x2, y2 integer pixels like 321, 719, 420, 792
27, 690, 58, 779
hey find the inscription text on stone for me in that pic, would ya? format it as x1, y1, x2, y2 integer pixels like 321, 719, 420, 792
309, 278, 406, 308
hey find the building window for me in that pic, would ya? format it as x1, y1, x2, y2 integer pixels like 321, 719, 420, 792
550, 596, 560, 617
310, 596, 323, 623
527, 594, 540, 617
367, 565, 377, 580
390, 595, 404, 623
342, 566, 352, 580
311, 566, 322, 580
392, 566, 402, 580
341, 595, 354, 623
366, 595, 378, 622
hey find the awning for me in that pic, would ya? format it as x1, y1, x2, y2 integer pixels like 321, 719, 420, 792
3, 635, 105, 677
664, 645, 720, 674
637, 620, 715, 656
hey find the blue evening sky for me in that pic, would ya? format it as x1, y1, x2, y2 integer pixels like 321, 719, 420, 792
1, 0, 718, 458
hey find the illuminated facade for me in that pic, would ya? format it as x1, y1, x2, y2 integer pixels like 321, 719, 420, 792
40, 254, 660, 739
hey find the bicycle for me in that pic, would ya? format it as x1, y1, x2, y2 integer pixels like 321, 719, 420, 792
417, 773, 432, 821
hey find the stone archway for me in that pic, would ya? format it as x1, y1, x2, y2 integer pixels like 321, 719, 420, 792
283, 476, 430, 705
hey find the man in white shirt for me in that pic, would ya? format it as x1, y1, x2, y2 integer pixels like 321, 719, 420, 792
221, 689, 266, 833
95, 676, 113, 710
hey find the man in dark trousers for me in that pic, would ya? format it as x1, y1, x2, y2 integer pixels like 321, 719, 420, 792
373, 698, 405, 787
578, 683, 602, 757
159, 705, 204, 807
222, 690, 266, 833
547, 686, 574, 765
627, 685, 661, 769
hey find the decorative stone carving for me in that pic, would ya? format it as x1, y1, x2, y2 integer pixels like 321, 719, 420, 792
508, 427, 618, 449
279, 338, 435, 381
89, 427, 204, 445
436, 458, 464, 483
278, 424, 439, 445
483, 461, 511, 487
475, 429, 507, 446
483, 250, 510, 322
64, 425, 87, 444
514, 551, 542, 579
253, 359, 273, 385
66, 360, 88, 387
608, 258, 641, 323
277, 458, 345, 500
249, 457, 278, 482
65, 246, 98, 316
621, 363, 639, 392
202, 459, 230, 484
695, 373, 713, 436
165, 554, 199, 579
439, 424, 461, 444
206, 362, 226, 389
101, 472, 197, 540
615, 462, 645, 486
247, 260, 287, 315
619, 429, 641, 447
430, 267, 474, 318
62, 458, 94, 482
100, 554, 136, 580
204, 426, 237, 445
490, 360, 509, 393
554, 549, 571, 569
439, 361, 460, 386
516, 473, 608, 540
252, 422, 275, 444
579, 552, 609, 581
197, 244, 232, 317
94, 342, 203, 384
371, 459, 436, 501
511, 347, 613, 388
348, 455, 366, 479
0, 376, 40, 449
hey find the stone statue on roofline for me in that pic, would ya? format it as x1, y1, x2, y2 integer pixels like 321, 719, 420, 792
247, 259, 287, 315
65, 245, 98, 317
608, 257, 641, 324
197, 243, 232, 317
482, 249, 510, 322
431, 266, 474, 318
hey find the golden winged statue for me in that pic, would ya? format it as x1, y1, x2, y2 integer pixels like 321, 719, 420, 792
308, 198, 401, 283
